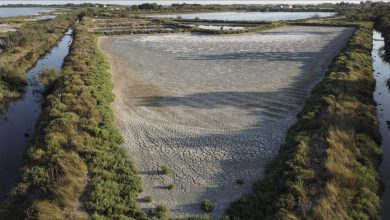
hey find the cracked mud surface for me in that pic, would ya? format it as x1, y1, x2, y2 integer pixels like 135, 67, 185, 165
98, 26, 354, 218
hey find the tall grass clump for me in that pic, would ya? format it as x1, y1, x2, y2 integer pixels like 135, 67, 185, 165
201, 200, 214, 213
0, 16, 145, 219
150, 204, 169, 219
227, 22, 382, 219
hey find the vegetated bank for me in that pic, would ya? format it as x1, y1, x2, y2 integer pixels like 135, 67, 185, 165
226, 21, 382, 219
0, 13, 75, 112
0, 17, 145, 219
0, 27, 74, 203
376, 13, 390, 62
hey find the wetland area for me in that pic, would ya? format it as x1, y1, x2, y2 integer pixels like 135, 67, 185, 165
0, 28, 73, 201
99, 25, 354, 217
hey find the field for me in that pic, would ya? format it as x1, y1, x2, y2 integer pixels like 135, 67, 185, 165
99, 25, 354, 217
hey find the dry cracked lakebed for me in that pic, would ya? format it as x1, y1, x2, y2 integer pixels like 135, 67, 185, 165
98, 25, 354, 218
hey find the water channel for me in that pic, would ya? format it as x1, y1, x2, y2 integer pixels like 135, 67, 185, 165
0, 28, 73, 202
372, 30, 390, 219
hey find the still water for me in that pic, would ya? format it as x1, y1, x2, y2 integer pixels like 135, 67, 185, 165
372, 30, 390, 219
150, 11, 335, 21
0, 7, 52, 17
189, 24, 245, 30
0, 28, 73, 202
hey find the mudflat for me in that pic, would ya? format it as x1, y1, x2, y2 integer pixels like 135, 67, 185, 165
98, 26, 354, 218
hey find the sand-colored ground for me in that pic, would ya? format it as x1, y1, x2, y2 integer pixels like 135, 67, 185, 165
0, 23, 21, 33
98, 26, 354, 218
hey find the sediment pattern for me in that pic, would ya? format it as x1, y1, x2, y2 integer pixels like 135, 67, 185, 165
98, 26, 354, 217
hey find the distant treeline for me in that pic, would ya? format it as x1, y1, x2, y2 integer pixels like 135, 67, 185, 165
2, 3, 336, 12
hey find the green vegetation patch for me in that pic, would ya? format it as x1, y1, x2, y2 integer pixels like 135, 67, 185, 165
0, 17, 145, 219
144, 196, 153, 203
150, 204, 169, 219
226, 22, 382, 219
201, 200, 214, 213
160, 165, 171, 175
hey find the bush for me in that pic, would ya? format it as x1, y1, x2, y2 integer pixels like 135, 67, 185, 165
160, 165, 171, 175
150, 204, 169, 219
201, 200, 214, 213
167, 184, 175, 190
145, 196, 153, 203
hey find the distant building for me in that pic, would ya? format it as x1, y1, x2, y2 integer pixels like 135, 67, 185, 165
280, 4, 293, 9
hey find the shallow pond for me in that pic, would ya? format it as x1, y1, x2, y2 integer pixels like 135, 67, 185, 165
0, 28, 73, 202
0, 7, 52, 17
149, 11, 336, 21
373, 30, 390, 219
37, 15, 57, 20
189, 24, 245, 30
95, 27, 173, 33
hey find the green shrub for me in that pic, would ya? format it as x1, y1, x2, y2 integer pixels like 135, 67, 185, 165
160, 165, 171, 175
150, 204, 169, 219
201, 200, 214, 213
167, 184, 175, 190
145, 196, 153, 203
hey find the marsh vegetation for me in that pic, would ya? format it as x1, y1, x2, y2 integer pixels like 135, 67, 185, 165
0, 12, 75, 112
0, 16, 145, 219
0, 27, 74, 203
